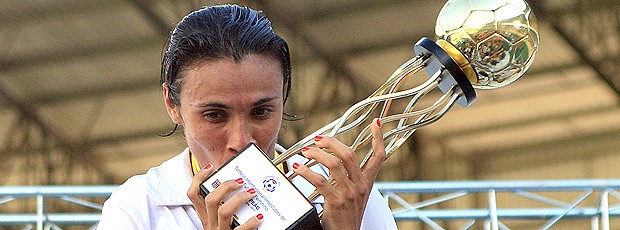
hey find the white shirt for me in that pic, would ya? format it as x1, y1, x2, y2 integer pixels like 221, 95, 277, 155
98, 148, 397, 229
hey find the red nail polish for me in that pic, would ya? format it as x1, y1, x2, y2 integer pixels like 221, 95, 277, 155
235, 178, 244, 184
314, 135, 324, 142
202, 163, 212, 170
247, 188, 256, 195
292, 162, 300, 169
301, 147, 310, 152
376, 118, 382, 127
256, 213, 264, 220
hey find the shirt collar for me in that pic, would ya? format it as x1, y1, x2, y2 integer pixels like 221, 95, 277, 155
155, 147, 194, 206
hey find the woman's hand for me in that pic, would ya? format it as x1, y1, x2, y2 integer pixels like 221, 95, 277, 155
187, 164, 264, 229
293, 118, 386, 230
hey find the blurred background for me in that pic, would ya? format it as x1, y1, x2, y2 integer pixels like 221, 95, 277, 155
0, 0, 618, 229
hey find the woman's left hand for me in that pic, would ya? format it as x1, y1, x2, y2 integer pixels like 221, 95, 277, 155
293, 118, 386, 230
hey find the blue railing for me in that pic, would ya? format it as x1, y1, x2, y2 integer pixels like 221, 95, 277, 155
375, 180, 620, 229
2, 180, 620, 229
0, 186, 115, 230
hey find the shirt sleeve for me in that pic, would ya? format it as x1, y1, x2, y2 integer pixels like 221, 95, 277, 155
361, 185, 398, 230
97, 199, 145, 230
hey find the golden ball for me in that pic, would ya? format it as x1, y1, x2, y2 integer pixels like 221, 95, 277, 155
435, 0, 540, 89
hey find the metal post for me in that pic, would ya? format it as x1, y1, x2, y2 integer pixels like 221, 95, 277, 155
592, 216, 599, 230
2, 181, 620, 228
601, 190, 609, 230
488, 189, 498, 230
36, 194, 43, 230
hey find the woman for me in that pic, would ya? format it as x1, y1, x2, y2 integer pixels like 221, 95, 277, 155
98, 4, 396, 229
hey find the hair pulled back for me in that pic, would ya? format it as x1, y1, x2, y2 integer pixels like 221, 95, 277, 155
161, 5, 291, 107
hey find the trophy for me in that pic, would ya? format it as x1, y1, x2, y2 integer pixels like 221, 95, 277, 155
202, 0, 540, 228
273, 0, 540, 201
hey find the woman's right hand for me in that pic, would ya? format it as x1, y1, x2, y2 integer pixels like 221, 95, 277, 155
187, 164, 264, 229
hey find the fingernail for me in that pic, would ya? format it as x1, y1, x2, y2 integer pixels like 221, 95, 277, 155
376, 118, 382, 127
314, 135, 324, 142
202, 163, 212, 170
256, 213, 264, 220
235, 178, 244, 184
301, 147, 310, 152
292, 162, 300, 169
247, 188, 256, 195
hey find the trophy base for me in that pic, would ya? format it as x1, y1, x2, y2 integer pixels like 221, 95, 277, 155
414, 37, 477, 107
286, 206, 322, 230
229, 205, 321, 229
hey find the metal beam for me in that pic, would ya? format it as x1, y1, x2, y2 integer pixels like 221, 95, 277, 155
303, 0, 431, 23
438, 105, 618, 139
529, 0, 620, 98
0, 78, 158, 113
344, 32, 433, 57
252, 0, 371, 98
0, 37, 161, 73
0, 39, 589, 114
0, 126, 175, 158
125, 0, 174, 37
552, 24, 620, 97
29, 79, 157, 106
0, 79, 116, 184
0, 39, 586, 114
4, 180, 620, 228
0, 1, 121, 27
0, 81, 72, 151
470, 127, 620, 175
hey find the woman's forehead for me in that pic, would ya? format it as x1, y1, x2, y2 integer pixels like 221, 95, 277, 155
179, 54, 284, 102
186, 55, 281, 81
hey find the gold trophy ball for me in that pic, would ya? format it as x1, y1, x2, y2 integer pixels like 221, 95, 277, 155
435, 0, 540, 89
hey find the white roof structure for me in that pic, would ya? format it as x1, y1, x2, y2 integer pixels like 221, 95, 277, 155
0, 0, 618, 187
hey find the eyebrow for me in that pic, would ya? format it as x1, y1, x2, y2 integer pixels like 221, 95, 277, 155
198, 96, 280, 108
253, 96, 279, 106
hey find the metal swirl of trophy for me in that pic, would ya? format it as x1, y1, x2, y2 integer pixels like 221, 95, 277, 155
200, 0, 540, 228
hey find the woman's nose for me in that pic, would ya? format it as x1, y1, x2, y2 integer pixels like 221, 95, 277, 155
227, 120, 256, 153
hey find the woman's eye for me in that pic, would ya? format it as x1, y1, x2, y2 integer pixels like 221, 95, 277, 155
203, 111, 227, 122
252, 107, 273, 118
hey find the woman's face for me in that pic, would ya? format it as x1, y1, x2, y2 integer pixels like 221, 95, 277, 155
164, 54, 284, 169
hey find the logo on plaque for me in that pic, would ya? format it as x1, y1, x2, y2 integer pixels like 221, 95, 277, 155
262, 176, 279, 192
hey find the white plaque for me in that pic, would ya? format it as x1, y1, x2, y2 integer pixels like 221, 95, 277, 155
200, 143, 319, 229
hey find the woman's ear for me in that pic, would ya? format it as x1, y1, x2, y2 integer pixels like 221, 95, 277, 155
163, 83, 183, 125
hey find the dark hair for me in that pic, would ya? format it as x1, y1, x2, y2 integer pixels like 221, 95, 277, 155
161, 4, 291, 107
